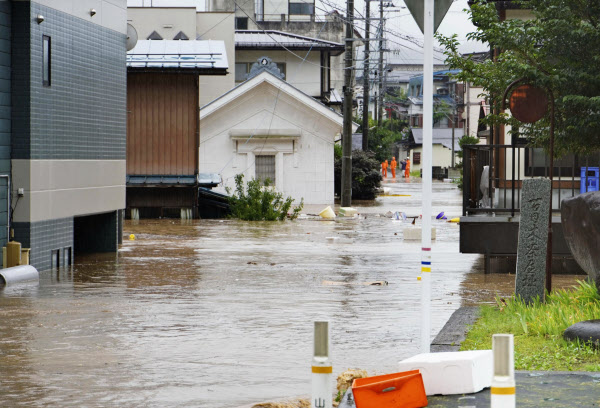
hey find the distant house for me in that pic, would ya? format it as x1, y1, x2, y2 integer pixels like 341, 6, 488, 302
234, 30, 345, 108
407, 128, 463, 175
199, 71, 356, 205
126, 40, 228, 219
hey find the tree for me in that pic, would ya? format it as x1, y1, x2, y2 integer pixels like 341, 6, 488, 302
354, 117, 408, 162
334, 149, 382, 200
437, 0, 600, 157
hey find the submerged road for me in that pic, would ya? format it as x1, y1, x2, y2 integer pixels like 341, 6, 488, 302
0, 179, 583, 407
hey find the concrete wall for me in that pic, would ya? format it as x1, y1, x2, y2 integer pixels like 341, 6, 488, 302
200, 81, 341, 205
197, 12, 235, 106
10, 0, 127, 270
127, 7, 197, 40
236, 50, 321, 97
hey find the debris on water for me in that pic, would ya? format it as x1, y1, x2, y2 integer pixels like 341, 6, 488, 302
251, 399, 310, 408
322, 281, 388, 286
319, 206, 336, 219
336, 368, 369, 399
247, 261, 258, 265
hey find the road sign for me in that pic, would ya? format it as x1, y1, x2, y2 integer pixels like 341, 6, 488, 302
404, 0, 453, 33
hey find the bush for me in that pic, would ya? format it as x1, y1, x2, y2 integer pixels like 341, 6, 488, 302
226, 174, 303, 221
334, 150, 382, 200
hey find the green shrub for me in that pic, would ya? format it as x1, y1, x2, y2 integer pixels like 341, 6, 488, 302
334, 150, 382, 200
461, 281, 600, 371
226, 174, 303, 221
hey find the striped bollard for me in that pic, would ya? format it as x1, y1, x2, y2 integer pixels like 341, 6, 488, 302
491, 334, 515, 408
312, 321, 332, 408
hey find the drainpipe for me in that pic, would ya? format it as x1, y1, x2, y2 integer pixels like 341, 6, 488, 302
0, 174, 10, 243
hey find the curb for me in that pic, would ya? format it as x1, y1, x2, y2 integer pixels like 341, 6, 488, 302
431, 306, 480, 352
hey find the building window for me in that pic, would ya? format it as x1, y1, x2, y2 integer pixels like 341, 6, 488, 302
235, 17, 248, 30
413, 152, 421, 165
289, 2, 314, 14
51, 249, 60, 269
147, 30, 163, 40
173, 31, 189, 40
255, 155, 276, 185
42, 35, 51, 86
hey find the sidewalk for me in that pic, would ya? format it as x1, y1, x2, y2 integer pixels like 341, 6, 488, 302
339, 371, 600, 408
337, 306, 600, 408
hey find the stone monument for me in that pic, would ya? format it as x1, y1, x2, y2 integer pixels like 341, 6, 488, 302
515, 178, 551, 303
561, 191, 600, 292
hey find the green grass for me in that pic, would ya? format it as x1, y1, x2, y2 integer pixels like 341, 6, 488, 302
409, 170, 421, 177
461, 280, 600, 371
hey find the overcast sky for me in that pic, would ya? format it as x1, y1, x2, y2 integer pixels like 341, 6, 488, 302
127, 0, 488, 54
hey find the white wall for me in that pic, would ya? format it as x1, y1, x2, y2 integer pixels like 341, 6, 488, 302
236, 50, 322, 97
197, 12, 236, 106
127, 7, 197, 39
410, 145, 459, 173
200, 81, 341, 204
12, 160, 126, 223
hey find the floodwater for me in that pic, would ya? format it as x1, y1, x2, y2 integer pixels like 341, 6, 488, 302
0, 179, 585, 407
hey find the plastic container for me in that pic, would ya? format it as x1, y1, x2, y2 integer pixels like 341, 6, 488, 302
352, 371, 428, 408
319, 206, 336, 219
580, 167, 599, 194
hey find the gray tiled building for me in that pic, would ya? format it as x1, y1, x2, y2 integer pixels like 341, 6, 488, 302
1, 0, 127, 271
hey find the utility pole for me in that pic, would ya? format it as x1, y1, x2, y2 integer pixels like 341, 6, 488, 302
341, 0, 354, 207
377, 0, 384, 126
361, 0, 370, 151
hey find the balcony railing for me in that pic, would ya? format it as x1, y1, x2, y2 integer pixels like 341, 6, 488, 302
462, 144, 600, 217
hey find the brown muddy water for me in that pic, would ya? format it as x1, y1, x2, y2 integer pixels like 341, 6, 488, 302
0, 180, 585, 407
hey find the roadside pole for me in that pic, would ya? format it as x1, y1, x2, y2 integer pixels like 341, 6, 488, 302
377, 0, 384, 126
420, 0, 434, 354
362, 0, 370, 151
404, 0, 453, 354
311, 322, 332, 408
341, 0, 354, 207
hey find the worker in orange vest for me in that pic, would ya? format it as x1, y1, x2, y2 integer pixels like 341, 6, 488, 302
404, 157, 411, 178
381, 160, 388, 178
390, 157, 397, 178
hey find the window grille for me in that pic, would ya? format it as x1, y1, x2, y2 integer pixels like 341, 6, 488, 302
255, 155, 276, 185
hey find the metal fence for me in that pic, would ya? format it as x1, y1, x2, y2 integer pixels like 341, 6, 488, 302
462, 144, 600, 216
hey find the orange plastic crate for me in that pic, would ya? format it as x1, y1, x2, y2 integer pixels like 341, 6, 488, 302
352, 370, 428, 408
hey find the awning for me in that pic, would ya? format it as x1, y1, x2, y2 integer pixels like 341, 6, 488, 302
127, 40, 228, 74
126, 175, 197, 186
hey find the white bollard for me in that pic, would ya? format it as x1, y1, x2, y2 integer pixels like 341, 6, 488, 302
491, 334, 516, 408
311, 321, 332, 408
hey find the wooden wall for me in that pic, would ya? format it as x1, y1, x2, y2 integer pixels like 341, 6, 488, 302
127, 73, 198, 175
